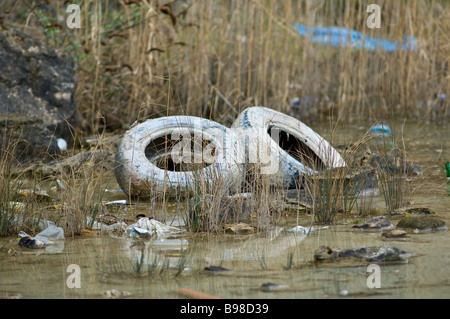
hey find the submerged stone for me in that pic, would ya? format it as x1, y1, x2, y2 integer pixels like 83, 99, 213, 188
396, 217, 447, 232
314, 246, 413, 264
352, 216, 394, 231
382, 229, 410, 240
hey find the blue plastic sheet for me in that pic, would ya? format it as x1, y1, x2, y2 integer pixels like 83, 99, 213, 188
293, 24, 417, 52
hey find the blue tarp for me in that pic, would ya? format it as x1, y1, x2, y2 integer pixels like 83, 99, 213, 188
293, 24, 417, 52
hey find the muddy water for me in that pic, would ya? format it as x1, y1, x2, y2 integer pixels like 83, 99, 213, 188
1, 120, 449, 299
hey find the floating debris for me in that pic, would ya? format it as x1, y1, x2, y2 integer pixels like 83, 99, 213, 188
127, 217, 183, 239
174, 288, 222, 299
204, 266, 231, 273
314, 246, 413, 264
102, 289, 131, 299
259, 282, 289, 292
57, 138, 68, 151
105, 200, 127, 206
352, 216, 394, 231
18, 231, 45, 249
287, 225, 329, 235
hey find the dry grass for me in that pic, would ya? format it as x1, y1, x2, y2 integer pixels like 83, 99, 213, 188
0, 1, 445, 235
1, 0, 448, 135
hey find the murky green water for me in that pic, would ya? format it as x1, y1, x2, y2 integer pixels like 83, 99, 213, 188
1, 120, 449, 299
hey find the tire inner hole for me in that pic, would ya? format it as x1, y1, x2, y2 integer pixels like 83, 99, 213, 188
145, 134, 216, 172
268, 125, 325, 170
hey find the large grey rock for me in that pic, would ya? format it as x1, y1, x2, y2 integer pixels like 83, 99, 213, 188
0, 29, 77, 161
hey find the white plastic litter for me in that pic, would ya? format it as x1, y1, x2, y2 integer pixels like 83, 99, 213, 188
18, 222, 65, 253
105, 200, 127, 206
127, 217, 183, 239
287, 225, 329, 235
57, 138, 68, 151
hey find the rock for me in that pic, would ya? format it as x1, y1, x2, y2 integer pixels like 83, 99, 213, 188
381, 229, 410, 240
352, 216, 394, 231
0, 29, 77, 161
204, 266, 231, 273
396, 217, 447, 233
0, 114, 60, 162
314, 246, 413, 264
391, 207, 436, 217
224, 222, 254, 235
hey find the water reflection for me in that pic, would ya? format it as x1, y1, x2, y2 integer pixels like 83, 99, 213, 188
1, 120, 449, 299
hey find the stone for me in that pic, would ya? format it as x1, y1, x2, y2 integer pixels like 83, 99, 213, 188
0, 29, 77, 161
396, 217, 447, 232
352, 216, 394, 231
314, 246, 413, 264
381, 229, 410, 239
224, 222, 254, 235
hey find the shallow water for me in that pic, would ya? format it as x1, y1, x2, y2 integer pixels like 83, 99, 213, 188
1, 120, 449, 299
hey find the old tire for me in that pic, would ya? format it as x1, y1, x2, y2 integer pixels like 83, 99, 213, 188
231, 107, 345, 188
115, 116, 244, 198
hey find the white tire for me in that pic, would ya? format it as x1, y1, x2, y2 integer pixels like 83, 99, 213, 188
231, 107, 345, 188
115, 116, 244, 198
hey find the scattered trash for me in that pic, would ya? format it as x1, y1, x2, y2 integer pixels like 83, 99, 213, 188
86, 216, 127, 234
102, 289, 131, 299
293, 24, 418, 52
18, 188, 53, 202
56, 179, 66, 191
174, 288, 222, 299
286, 225, 329, 235
18, 231, 45, 249
259, 282, 289, 292
105, 200, 127, 206
56, 138, 68, 151
204, 266, 231, 273
352, 216, 394, 231
369, 123, 393, 136
339, 289, 349, 296
105, 189, 123, 193
18, 222, 64, 252
126, 217, 183, 239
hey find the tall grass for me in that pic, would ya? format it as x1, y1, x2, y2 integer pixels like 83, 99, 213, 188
371, 131, 410, 213
2, 0, 448, 135
301, 130, 375, 223
0, 137, 23, 236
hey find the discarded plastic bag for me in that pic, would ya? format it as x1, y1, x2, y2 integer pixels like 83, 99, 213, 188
127, 217, 183, 239
18, 223, 65, 253
286, 225, 329, 235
